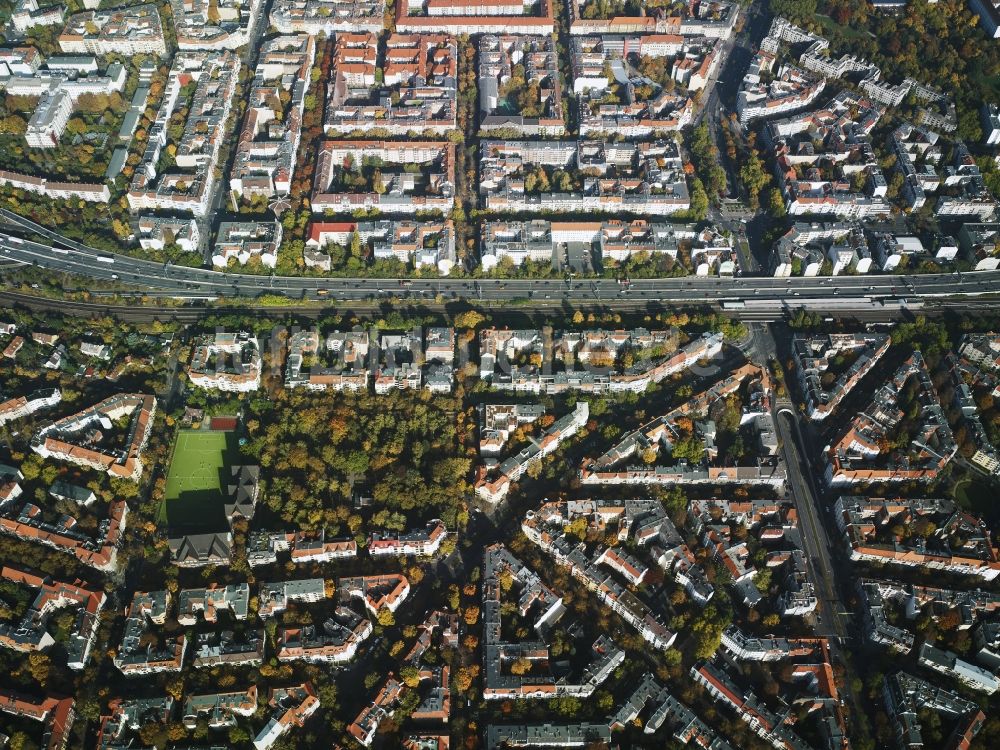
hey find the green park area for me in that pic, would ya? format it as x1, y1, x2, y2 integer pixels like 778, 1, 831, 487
159, 429, 238, 532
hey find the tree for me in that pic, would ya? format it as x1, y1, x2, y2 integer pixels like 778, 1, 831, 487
463, 606, 480, 625
377, 608, 395, 626
454, 310, 485, 329
400, 665, 422, 687
767, 187, 786, 218
509, 657, 532, 675
768, 0, 817, 22
740, 150, 770, 208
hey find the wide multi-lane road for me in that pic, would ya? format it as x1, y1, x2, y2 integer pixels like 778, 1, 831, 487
2, 217, 998, 309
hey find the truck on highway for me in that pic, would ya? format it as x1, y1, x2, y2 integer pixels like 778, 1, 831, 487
96, 255, 115, 264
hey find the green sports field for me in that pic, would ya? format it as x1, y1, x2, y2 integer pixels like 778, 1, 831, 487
160, 429, 237, 531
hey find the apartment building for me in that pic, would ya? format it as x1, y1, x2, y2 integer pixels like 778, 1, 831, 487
213, 221, 282, 269
192, 629, 266, 668
258, 578, 327, 618
285, 328, 369, 391
247, 529, 357, 566
305, 219, 456, 274
114, 590, 186, 675
478, 403, 546, 456
31, 393, 156, 481
0, 690, 74, 750
137, 216, 200, 253
883, 672, 986, 750
188, 332, 262, 392
481, 219, 698, 271
368, 520, 447, 557
253, 683, 320, 750
935, 141, 999, 220
918, 643, 1000, 694
971, 0, 1000, 37
176, 584, 250, 626
0, 566, 105, 670
11, 0, 64, 33
337, 574, 411, 615
0, 47, 127, 149
566, 0, 738, 37
958, 223, 1000, 270
736, 55, 825, 127
277, 607, 372, 663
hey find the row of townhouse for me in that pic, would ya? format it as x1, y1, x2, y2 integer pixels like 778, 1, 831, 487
0, 566, 105, 671
58, 3, 167, 56
566, 0, 739, 38
172, 0, 265, 50
311, 140, 455, 214
792, 333, 890, 421
305, 219, 456, 274
479, 139, 690, 215
833, 495, 1000, 580
479, 327, 720, 394
230, 35, 315, 201
0, 387, 61, 426
475, 402, 588, 504
826, 351, 958, 485
127, 51, 241, 217
480, 219, 734, 274
326, 33, 457, 136
479, 35, 565, 136
188, 331, 262, 392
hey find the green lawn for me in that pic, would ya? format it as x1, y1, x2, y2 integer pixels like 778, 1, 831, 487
160, 429, 237, 532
